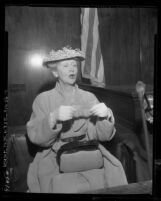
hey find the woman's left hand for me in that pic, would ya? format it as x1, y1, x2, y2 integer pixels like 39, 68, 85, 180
90, 103, 113, 120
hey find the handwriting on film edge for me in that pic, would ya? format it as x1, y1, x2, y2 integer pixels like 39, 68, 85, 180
3, 94, 10, 191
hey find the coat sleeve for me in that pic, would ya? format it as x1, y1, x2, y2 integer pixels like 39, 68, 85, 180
87, 92, 116, 142
26, 94, 62, 147
95, 117, 116, 141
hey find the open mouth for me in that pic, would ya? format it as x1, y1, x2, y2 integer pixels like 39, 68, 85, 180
69, 74, 76, 79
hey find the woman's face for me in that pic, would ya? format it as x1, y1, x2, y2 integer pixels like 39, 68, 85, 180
54, 59, 78, 85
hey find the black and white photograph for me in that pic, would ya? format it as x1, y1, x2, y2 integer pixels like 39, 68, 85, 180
2, 3, 160, 198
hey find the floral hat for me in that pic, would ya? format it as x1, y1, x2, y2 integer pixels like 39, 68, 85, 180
43, 46, 85, 68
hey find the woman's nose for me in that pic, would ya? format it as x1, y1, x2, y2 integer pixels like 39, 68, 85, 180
69, 66, 76, 73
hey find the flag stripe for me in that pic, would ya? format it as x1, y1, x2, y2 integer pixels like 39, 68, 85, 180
81, 8, 89, 52
81, 8, 89, 75
81, 7, 85, 23
90, 8, 98, 78
95, 34, 102, 78
97, 56, 104, 82
83, 8, 95, 75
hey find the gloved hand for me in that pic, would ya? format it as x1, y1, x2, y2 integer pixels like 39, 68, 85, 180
49, 105, 76, 129
89, 103, 114, 122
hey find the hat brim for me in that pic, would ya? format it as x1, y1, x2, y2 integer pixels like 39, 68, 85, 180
43, 56, 85, 68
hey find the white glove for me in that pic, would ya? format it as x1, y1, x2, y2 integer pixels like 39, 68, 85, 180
90, 103, 114, 122
56, 105, 77, 121
49, 105, 77, 129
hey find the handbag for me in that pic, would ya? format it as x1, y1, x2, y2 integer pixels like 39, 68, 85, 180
56, 140, 104, 173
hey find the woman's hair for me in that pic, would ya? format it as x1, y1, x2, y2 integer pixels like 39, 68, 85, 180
48, 58, 79, 70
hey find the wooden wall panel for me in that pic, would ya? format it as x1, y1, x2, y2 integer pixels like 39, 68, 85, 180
139, 8, 158, 84
98, 8, 157, 86
5, 7, 81, 126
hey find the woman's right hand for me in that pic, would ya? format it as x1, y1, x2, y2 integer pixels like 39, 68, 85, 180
49, 106, 76, 129
56, 105, 77, 121
49, 106, 77, 128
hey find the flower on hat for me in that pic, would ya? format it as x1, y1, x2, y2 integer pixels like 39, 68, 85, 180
43, 46, 85, 67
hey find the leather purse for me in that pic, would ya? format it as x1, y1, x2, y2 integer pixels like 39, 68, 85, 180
56, 140, 104, 173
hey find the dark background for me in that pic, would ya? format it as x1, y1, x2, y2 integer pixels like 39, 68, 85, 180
5, 6, 157, 127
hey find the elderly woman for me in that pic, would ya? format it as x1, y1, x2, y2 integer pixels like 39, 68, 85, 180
26, 47, 128, 193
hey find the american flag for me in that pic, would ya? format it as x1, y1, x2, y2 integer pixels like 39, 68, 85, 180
81, 8, 105, 87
